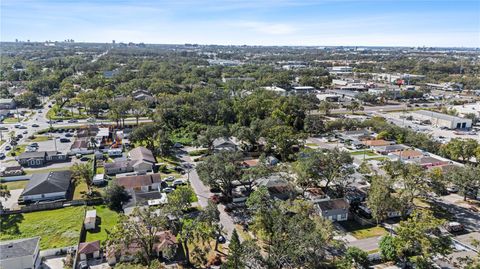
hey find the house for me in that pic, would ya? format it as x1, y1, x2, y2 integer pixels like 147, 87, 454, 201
0, 98, 15, 109
241, 159, 259, 168
390, 149, 424, 160
17, 151, 67, 167
305, 188, 330, 203
108, 148, 123, 157
128, 147, 156, 174
0, 237, 41, 269
78, 241, 101, 261
116, 173, 162, 192
132, 89, 155, 102
213, 137, 239, 152
107, 230, 177, 265
70, 139, 91, 155
20, 171, 72, 203
362, 139, 394, 147
316, 198, 349, 222
84, 210, 97, 230
256, 173, 295, 200
123, 190, 168, 213
407, 156, 447, 168
372, 144, 409, 155
104, 160, 135, 175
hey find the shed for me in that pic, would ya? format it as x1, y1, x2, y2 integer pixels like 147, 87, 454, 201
78, 241, 101, 261
84, 210, 97, 230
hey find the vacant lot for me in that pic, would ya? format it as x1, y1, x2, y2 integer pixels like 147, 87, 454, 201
340, 220, 387, 239
85, 205, 120, 243
0, 206, 85, 249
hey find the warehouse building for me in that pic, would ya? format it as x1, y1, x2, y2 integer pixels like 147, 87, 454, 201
413, 110, 472, 130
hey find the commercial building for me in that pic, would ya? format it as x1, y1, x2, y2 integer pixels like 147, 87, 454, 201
0, 98, 15, 109
413, 110, 472, 130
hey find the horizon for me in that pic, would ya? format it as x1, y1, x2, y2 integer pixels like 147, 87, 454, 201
1, 0, 480, 48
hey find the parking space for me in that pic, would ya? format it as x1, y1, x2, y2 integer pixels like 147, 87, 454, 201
35, 134, 74, 153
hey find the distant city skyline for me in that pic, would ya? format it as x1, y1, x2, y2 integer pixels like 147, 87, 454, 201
1, 0, 479, 47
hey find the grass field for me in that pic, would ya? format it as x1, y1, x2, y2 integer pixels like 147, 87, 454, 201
340, 221, 387, 239
0, 206, 85, 249
25, 167, 71, 175
0, 180, 28, 190
350, 150, 377, 157
7, 145, 26, 157
2, 117, 20, 123
27, 136, 51, 142
85, 205, 120, 243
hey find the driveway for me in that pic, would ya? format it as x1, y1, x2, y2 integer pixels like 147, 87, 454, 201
0, 189, 22, 210
41, 256, 66, 269
347, 236, 382, 252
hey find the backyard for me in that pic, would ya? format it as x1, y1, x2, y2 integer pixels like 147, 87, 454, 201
350, 150, 377, 157
85, 205, 120, 243
0, 180, 28, 190
0, 206, 85, 249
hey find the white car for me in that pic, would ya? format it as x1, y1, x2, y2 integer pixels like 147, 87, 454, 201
165, 176, 175, 182
173, 179, 186, 187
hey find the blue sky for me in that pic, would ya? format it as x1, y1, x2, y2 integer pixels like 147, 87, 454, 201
1, 0, 479, 47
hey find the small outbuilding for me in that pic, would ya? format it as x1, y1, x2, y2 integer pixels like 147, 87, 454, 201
78, 241, 101, 261
84, 210, 97, 230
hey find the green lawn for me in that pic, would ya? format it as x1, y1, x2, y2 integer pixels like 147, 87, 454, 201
7, 145, 26, 157
0, 180, 28, 190
340, 221, 387, 239
25, 167, 71, 175
305, 143, 318, 147
0, 206, 85, 249
26, 136, 51, 142
85, 205, 120, 243
350, 150, 377, 157
2, 117, 20, 123
96, 166, 105, 174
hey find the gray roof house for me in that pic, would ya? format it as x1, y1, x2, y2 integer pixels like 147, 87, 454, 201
213, 137, 239, 152
0, 98, 15, 109
17, 151, 67, 167
106, 147, 156, 175
20, 171, 72, 203
316, 198, 349, 222
0, 237, 41, 269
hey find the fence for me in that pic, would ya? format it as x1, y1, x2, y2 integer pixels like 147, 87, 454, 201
1, 198, 103, 215
0, 175, 31, 181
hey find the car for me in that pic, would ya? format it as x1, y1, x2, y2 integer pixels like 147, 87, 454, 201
48, 105, 52, 108
29, 143, 39, 148
65, 133, 73, 137
14, 124, 21, 128
217, 235, 226, 244
0, 126, 8, 130
22, 130, 28, 134
67, 119, 78, 123
86, 117, 96, 122
446, 186, 459, 193
5, 145, 11, 150
445, 221, 464, 233
59, 138, 71, 143
56, 119, 64, 123
47, 120, 56, 124
25, 146, 37, 152
165, 176, 175, 182
16, 134, 23, 139
37, 110, 42, 113
78, 261, 89, 269
80, 156, 90, 161
173, 179, 186, 187
32, 124, 39, 127
18, 125, 27, 129
163, 187, 174, 193
0, 153, 5, 159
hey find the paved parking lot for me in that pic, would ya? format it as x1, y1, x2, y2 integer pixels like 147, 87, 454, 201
34, 134, 74, 153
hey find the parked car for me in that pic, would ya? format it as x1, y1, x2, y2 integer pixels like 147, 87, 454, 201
65, 133, 73, 137
0, 153, 5, 159
67, 119, 78, 123
445, 221, 464, 233
163, 187, 174, 193
165, 176, 175, 182
59, 138, 71, 143
18, 125, 27, 129
22, 130, 28, 134
173, 179, 186, 187
80, 156, 90, 161
32, 124, 40, 127
209, 194, 221, 204
5, 145, 11, 150
16, 134, 23, 139
29, 143, 39, 148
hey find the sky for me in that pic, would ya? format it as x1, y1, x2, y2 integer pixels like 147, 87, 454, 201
1, 0, 479, 47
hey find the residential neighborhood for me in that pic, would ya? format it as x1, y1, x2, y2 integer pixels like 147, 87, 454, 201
1, 2, 480, 268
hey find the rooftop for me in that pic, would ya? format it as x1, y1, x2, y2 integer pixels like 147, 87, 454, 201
0, 237, 40, 260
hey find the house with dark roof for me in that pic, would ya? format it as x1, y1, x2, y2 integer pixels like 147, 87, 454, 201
104, 160, 135, 175
70, 139, 91, 155
213, 137, 240, 152
20, 171, 72, 203
0, 237, 41, 269
16, 151, 67, 167
316, 198, 349, 222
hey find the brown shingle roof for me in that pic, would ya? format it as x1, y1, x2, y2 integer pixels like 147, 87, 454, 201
391, 150, 423, 158
78, 241, 100, 254
362, 139, 392, 146
129, 147, 156, 164
116, 174, 162, 189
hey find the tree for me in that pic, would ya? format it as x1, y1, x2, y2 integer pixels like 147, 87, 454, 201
197, 151, 243, 200
104, 182, 130, 211
441, 138, 479, 163
264, 124, 301, 161
168, 186, 196, 212
71, 163, 93, 194
226, 229, 243, 269
367, 175, 397, 224
318, 100, 338, 116
130, 123, 158, 151
446, 165, 480, 201
0, 184, 11, 211
132, 101, 149, 126
304, 114, 325, 135
155, 127, 173, 157
379, 209, 452, 268
338, 247, 370, 269
346, 100, 364, 115
14, 91, 40, 108
107, 207, 170, 265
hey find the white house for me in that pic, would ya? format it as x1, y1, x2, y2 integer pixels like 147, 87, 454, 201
0, 237, 41, 269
